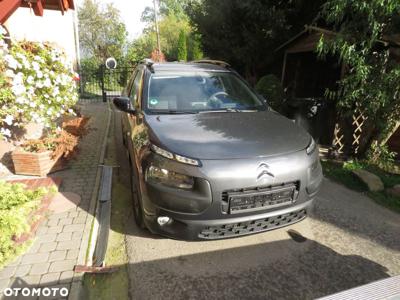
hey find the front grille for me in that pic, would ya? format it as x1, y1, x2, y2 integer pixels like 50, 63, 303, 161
221, 182, 300, 214
198, 209, 307, 239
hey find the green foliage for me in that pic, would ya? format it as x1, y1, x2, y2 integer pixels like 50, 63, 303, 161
366, 141, 397, 171
0, 181, 47, 267
317, 0, 400, 154
132, 0, 200, 62
322, 160, 400, 213
78, 0, 128, 62
177, 30, 188, 61
186, 0, 327, 78
255, 74, 284, 110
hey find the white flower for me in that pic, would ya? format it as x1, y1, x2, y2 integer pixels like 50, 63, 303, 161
46, 108, 52, 115
0, 128, 11, 138
26, 75, 34, 84
39, 104, 45, 109
52, 86, 59, 96
12, 72, 23, 85
3, 115, 14, 126
32, 61, 40, 71
36, 70, 43, 78
16, 97, 26, 104
29, 102, 36, 108
35, 81, 44, 88
5, 69, 14, 78
43, 78, 51, 87
12, 84, 26, 96
44, 94, 49, 98
4, 55, 18, 70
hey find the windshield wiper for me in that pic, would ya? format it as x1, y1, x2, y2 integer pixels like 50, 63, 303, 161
199, 108, 258, 113
151, 110, 199, 115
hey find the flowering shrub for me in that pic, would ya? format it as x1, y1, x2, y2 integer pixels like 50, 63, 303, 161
0, 25, 78, 139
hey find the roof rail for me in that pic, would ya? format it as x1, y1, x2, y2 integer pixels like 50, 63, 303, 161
191, 60, 231, 68
141, 58, 155, 67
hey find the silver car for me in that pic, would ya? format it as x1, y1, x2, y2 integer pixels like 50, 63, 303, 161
114, 60, 323, 240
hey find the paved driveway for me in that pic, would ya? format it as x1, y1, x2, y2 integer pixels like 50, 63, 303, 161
113, 112, 400, 300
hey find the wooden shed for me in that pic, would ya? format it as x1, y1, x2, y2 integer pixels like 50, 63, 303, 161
277, 26, 400, 157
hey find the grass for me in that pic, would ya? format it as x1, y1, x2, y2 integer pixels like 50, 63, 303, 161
82, 181, 132, 300
321, 160, 400, 213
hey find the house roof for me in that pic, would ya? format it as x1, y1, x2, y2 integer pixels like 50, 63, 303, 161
0, 0, 74, 24
276, 25, 400, 53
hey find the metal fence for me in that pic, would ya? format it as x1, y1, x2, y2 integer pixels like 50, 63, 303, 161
79, 66, 135, 102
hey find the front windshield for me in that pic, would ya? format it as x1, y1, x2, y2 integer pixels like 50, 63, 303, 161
147, 71, 264, 113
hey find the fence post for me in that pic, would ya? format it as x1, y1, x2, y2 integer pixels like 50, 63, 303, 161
101, 65, 107, 102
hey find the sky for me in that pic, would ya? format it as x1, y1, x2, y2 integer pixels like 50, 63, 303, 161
77, 0, 154, 39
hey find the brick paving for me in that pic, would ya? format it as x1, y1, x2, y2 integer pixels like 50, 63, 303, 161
0, 102, 109, 299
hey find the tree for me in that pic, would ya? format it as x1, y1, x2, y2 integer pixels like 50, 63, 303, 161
186, 0, 326, 81
131, 1, 196, 62
177, 30, 188, 61
317, 0, 400, 155
78, 0, 128, 64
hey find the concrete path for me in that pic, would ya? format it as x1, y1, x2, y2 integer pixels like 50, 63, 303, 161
0, 102, 109, 299
111, 110, 400, 300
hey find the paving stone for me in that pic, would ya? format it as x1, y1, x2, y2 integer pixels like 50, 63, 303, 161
59, 271, 74, 284
36, 226, 48, 236
7, 256, 21, 267
21, 274, 41, 285
58, 218, 73, 226
56, 240, 80, 251
49, 260, 76, 273
56, 232, 72, 242
38, 233, 57, 243
0, 278, 10, 292
39, 242, 58, 253
40, 272, 60, 287
14, 264, 31, 277
26, 241, 41, 254
21, 252, 49, 265
0, 266, 16, 279
71, 232, 82, 241
48, 252, 66, 264
68, 211, 78, 218
47, 226, 63, 234
29, 263, 50, 275
63, 224, 85, 233
73, 216, 87, 224
66, 249, 79, 261
47, 219, 59, 227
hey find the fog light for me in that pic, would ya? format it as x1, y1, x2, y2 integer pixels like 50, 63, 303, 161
157, 216, 171, 226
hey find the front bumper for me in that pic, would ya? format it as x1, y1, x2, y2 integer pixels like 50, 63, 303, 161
143, 198, 314, 240
139, 149, 322, 240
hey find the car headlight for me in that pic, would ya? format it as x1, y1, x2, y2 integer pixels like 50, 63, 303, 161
150, 144, 200, 166
306, 138, 317, 155
145, 165, 195, 190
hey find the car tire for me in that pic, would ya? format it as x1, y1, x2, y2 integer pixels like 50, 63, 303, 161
129, 160, 146, 229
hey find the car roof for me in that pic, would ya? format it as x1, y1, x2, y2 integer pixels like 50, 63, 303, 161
148, 62, 231, 73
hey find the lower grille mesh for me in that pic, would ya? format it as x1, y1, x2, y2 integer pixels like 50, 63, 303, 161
198, 209, 307, 239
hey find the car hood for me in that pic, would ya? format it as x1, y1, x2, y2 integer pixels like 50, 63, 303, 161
146, 111, 310, 160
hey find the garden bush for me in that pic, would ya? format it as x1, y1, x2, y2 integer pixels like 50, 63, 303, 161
0, 181, 47, 267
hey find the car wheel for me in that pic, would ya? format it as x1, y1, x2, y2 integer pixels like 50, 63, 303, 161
129, 161, 146, 229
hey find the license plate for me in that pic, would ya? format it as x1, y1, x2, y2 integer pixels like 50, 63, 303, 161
229, 186, 295, 214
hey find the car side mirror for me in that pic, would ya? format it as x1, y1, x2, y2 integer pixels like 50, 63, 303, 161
113, 97, 136, 114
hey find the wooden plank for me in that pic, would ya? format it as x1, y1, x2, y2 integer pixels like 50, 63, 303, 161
0, 0, 21, 24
